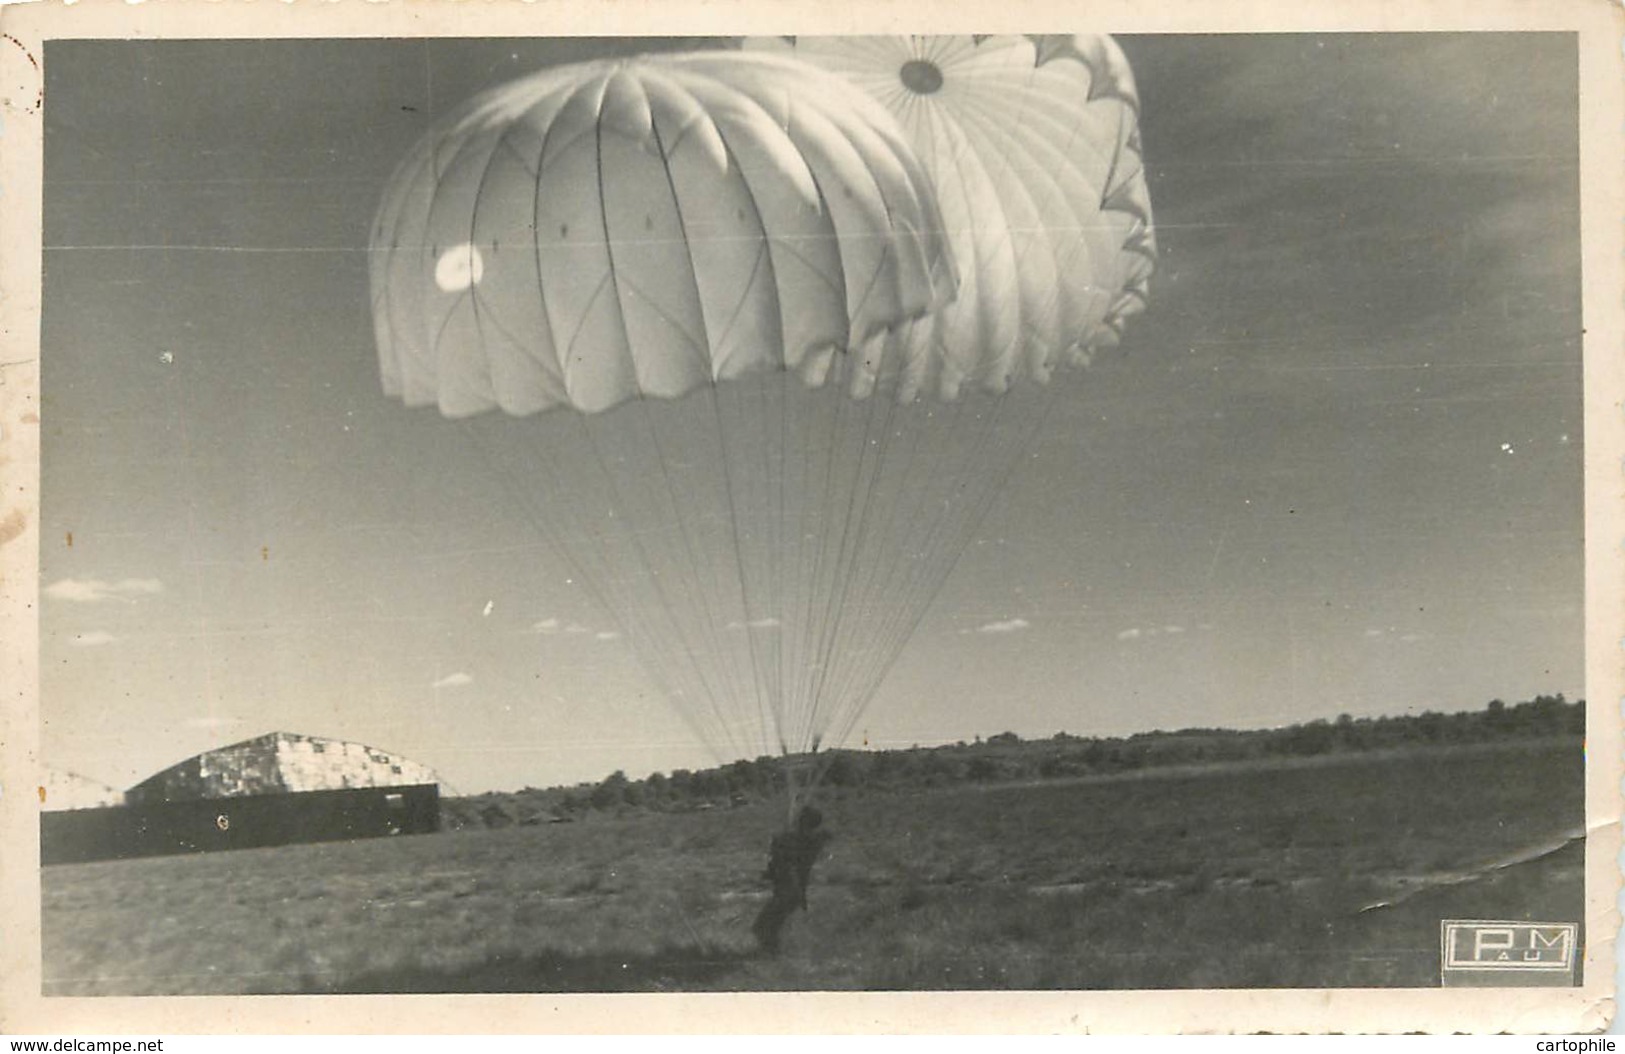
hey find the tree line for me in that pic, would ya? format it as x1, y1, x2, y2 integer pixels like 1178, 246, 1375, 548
442, 693, 1583, 829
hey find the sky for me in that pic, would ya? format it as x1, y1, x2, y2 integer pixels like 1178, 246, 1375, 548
39, 34, 1584, 793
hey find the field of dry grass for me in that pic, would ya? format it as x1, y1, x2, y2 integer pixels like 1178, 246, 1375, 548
41, 738, 1584, 994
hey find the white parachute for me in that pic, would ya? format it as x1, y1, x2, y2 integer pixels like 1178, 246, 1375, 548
369, 38, 1155, 768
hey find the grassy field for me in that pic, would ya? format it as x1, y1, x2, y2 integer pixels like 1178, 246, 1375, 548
41, 738, 1585, 994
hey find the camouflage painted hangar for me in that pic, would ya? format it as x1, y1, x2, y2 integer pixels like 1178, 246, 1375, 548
41, 732, 441, 865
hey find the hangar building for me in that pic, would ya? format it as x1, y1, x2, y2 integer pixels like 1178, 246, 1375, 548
41, 732, 441, 864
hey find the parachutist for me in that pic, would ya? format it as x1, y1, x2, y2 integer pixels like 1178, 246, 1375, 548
752, 806, 832, 954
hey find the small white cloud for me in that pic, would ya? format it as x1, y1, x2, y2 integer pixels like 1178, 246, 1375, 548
45, 577, 163, 603
1163, 625, 1185, 635
728, 617, 783, 631
531, 617, 609, 638
977, 618, 1031, 635
68, 630, 117, 647
482, 600, 494, 617
432, 672, 473, 689
1117, 627, 1142, 641
1364, 628, 1386, 638
1399, 633, 1424, 643
594, 631, 620, 641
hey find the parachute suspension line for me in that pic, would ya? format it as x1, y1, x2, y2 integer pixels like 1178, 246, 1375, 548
458, 417, 616, 638
812, 356, 952, 736
812, 391, 978, 745
575, 409, 750, 762
818, 395, 996, 756
778, 373, 822, 756
833, 336, 918, 717
782, 747, 828, 826
703, 378, 778, 760
779, 368, 816, 759
800, 370, 855, 753
630, 399, 759, 760
708, 371, 789, 758
785, 363, 857, 754
798, 345, 900, 754
800, 330, 911, 749
789, 725, 866, 817
827, 377, 1063, 757
762, 373, 792, 755
457, 416, 732, 767
568, 411, 748, 764
819, 386, 994, 756
785, 367, 830, 755
768, 370, 790, 753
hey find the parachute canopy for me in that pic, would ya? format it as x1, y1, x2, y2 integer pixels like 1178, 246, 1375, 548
370, 39, 1155, 764
370, 50, 956, 418
747, 35, 1157, 399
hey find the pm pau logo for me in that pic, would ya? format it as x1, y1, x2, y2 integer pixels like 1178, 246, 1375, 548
1441, 921, 1578, 986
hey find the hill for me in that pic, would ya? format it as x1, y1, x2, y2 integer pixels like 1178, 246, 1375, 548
444, 693, 1583, 829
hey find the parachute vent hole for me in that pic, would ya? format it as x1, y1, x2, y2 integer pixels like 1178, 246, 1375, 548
900, 59, 944, 95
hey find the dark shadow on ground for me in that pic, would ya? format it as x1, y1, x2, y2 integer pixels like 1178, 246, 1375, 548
323, 943, 756, 993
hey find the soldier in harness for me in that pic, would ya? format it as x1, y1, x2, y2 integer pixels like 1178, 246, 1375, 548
751, 805, 832, 954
